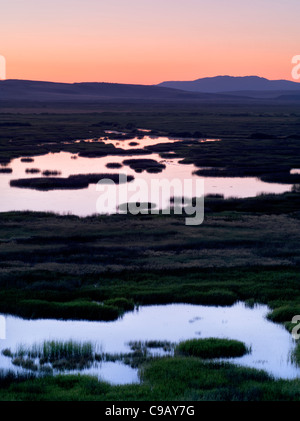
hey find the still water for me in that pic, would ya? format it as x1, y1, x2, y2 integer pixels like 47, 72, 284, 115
0, 137, 292, 216
0, 303, 298, 384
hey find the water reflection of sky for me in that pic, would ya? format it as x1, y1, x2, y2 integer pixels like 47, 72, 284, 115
0, 303, 298, 384
0, 136, 292, 216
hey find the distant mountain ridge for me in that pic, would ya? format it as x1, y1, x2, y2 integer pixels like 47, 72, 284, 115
157, 76, 300, 93
0, 77, 300, 105
0, 79, 240, 103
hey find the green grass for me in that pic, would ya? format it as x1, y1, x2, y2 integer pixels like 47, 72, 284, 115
103, 297, 135, 312
20, 340, 94, 362
267, 305, 300, 324
175, 338, 249, 359
0, 267, 295, 321
1, 222, 300, 321
0, 296, 135, 322
6, 299, 122, 321
12, 357, 39, 372
2, 356, 300, 401
5, 340, 96, 373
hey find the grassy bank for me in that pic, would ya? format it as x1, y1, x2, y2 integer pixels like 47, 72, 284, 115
0, 208, 300, 321
1, 356, 300, 401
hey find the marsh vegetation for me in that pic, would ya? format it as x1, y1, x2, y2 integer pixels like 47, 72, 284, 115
1, 103, 300, 400
10, 173, 134, 191
175, 338, 249, 359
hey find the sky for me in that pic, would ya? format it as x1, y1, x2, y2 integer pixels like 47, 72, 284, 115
0, 0, 299, 84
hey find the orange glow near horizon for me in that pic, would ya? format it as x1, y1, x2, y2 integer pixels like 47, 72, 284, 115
1, 0, 300, 84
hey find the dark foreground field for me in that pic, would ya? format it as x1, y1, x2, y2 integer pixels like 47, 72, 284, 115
0, 196, 300, 400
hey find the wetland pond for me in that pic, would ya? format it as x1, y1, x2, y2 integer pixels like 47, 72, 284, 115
0, 135, 292, 216
0, 302, 299, 384
0, 135, 297, 386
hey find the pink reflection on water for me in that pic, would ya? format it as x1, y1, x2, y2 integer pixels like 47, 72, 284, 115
0, 144, 292, 216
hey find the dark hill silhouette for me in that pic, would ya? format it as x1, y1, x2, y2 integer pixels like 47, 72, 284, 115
158, 76, 300, 94
0, 79, 247, 103
1, 78, 300, 105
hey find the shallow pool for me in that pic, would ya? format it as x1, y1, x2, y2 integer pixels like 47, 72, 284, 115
0, 302, 298, 384
1, 145, 292, 216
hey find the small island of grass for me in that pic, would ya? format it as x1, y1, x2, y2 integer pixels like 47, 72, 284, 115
175, 338, 250, 359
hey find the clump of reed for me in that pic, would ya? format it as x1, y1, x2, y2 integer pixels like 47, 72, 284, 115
1, 349, 12, 357
34, 340, 93, 362
10, 173, 134, 191
122, 158, 166, 173
25, 168, 41, 174
6, 340, 96, 372
95, 340, 174, 369
12, 357, 38, 371
12, 340, 91, 360
175, 338, 250, 359
118, 202, 157, 212
106, 162, 123, 169
267, 305, 300, 323
128, 340, 174, 353
144, 340, 174, 352
42, 170, 62, 176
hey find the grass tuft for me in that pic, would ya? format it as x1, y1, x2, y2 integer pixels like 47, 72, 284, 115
175, 338, 250, 359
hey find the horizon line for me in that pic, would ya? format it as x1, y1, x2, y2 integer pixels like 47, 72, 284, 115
1, 75, 300, 86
